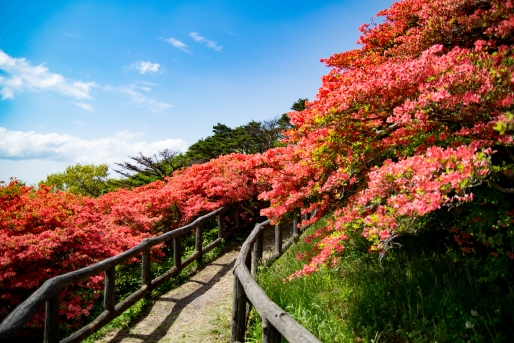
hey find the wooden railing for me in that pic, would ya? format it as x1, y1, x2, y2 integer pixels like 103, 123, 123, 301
231, 213, 322, 343
0, 206, 241, 343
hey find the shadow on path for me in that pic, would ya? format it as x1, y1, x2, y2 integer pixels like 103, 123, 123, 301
99, 252, 237, 343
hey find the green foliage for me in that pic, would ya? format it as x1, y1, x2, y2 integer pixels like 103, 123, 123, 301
186, 115, 292, 164
445, 185, 514, 256
41, 163, 110, 197
290, 98, 308, 112
112, 149, 187, 188
186, 123, 237, 163
249, 212, 514, 343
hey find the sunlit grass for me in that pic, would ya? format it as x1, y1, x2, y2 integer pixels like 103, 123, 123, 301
248, 218, 514, 343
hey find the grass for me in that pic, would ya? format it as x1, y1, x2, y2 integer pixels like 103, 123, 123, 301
247, 218, 514, 343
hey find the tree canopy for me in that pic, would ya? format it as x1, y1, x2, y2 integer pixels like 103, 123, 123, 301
185, 114, 292, 163
41, 164, 110, 197
112, 149, 187, 188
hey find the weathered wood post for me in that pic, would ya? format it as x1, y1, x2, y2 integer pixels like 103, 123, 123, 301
142, 248, 151, 288
262, 317, 281, 343
195, 223, 204, 265
217, 214, 224, 239
274, 223, 282, 256
231, 272, 246, 342
252, 232, 264, 274
231, 234, 252, 343
174, 236, 182, 269
43, 292, 60, 343
104, 267, 116, 312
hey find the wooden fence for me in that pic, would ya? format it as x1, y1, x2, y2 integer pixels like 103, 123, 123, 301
0, 206, 240, 343
231, 213, 322, 343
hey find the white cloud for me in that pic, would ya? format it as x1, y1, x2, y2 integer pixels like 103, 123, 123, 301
130, 61, 160, 74
0, 50, 95, 100
0, 127, 188, 165
189, 32, 222, 52
112, 83, 172, 113
74, 102, 94, 111
123, 87, 172, 112
159, 37, 191, 53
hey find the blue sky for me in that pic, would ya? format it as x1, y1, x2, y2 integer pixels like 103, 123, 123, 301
0, 0, 392, 185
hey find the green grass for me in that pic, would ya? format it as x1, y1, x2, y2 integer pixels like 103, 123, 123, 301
247, 218, 514, 343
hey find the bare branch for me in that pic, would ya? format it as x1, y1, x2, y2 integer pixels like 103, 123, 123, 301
487, 180, 514, 193
114, 149, 183, 180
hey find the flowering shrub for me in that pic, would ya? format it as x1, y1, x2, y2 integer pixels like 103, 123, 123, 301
0, 153, 265, 333
3, 0, 514, 334
258, 0, 514, 278
0, 181, 150, 331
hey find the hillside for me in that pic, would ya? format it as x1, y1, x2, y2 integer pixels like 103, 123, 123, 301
2, 0, 514, 341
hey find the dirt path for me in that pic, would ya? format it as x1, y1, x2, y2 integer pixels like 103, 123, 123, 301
96, 247, 239, 343
95, 225, 288, 343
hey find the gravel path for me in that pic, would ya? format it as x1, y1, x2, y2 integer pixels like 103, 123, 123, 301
96, 247, 238, 343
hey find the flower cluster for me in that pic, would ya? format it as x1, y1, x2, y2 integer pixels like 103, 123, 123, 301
260, 0, 514, 278
0, 153, 265, 331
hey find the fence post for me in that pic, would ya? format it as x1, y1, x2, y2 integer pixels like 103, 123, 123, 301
217, 214, 224, 239
231, 238, 252, 343
142, 248, 151, 287
195, 223, 204, 265
174, 236, 182, 269
262, 317, 281, 343
252, 232, 263, 274
274, 223, 282, 256
43, 293, 60, 343
231, 274, 247, 342
104, 267, 115, 312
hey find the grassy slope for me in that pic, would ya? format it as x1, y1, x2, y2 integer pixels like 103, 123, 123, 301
248, 218, 514, 343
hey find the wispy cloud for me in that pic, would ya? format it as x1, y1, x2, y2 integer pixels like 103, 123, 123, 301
0, 50, 95, 100
129, 61, 160, 74
189, 32, 222, 52
111, 83, 172, 113
0, 51, 171, 116
0, 127, 188, 164
73, 102, 94, 111
159, 37, 191, 53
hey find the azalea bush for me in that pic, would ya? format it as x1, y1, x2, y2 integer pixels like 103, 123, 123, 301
0, 181, 151, 332
3, 0, 514, 339
258, 0, 514, 277
0, 153, 265, 335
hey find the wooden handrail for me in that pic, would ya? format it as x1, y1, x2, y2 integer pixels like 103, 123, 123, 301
231, 213, 322, 343
0, 206, 240, 343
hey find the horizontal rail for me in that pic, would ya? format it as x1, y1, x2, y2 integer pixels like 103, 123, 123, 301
0, 206, 239, 343
231, 213, 321, 343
